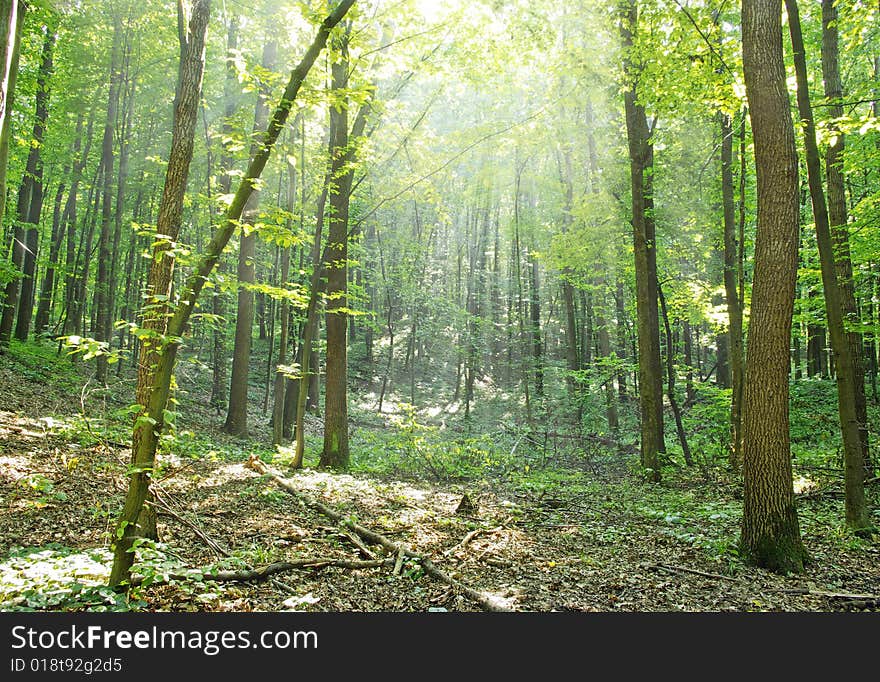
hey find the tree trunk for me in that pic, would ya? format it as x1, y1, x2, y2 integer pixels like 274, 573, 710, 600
94, 16, 122, 382
821, 0, 871, 476
658, 281, 693, 466
110, 0, 211, 587
320, 35, 353, 469
620, 0, 664, 480
272, 147, 296, 446
0, 0, 23, 240
210, 15, 238, 411
615, 277, 628, 399
739, 0, 808, 573
1, 23, 53, 346
224, 39, 277, 436
595, 281, 618, 432
786, 0, 870, 530
722, 111, 744, 467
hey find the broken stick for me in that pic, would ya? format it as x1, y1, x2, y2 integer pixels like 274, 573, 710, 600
247, 456, 514, 612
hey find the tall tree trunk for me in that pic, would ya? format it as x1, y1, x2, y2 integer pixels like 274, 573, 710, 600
620, 0, 664, 480
529, 252, 543, 399
60, 106, 97, 337
110, 0, 212, 587
95, 16, 122, 381
210, 14, 238, 411
595, 280, 618, 432
512, 166, 533, 428
320, 34, 353, 469
33, 177, 66, 335
786, 0, 870, 530
615, 277, 628, 399
1, 23, 53, 346
35, 103, 94, 335
272, 147, 296, 446
722, 111, 744, 467
224, 40, 277, 436
821, 0, 871, 476
558, 147, 579, 395
0, 0, 23, 238
739, 0, 808, 573
109, 49, 134, 356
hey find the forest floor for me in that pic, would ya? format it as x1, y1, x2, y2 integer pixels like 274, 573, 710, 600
1, 342, 879, 612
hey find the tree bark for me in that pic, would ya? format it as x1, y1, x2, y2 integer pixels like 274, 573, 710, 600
620, 0, 664, 480
0, 0, 23, 240
739, 0, 808, 573
821, 0, 871, 476
95, 16, 122, 381
658, 280, 692, 466
722, 111, 744, 468
320, 34, 353, 469
1, 23, 53, 346
210, 14, 238, 411
110, 0, 212, 587
786, 0, 870, 530
272, 142, 296, 446
224, 39, 277, 436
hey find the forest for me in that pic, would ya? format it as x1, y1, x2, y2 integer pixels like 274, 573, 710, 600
0, 0, 878, 614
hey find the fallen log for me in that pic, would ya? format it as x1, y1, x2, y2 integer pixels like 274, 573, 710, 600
247, 456, 514, 612
129, 558, 391, 587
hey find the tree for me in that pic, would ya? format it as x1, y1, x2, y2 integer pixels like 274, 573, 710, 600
821, 0, 870, 477
110, 0, 211, 586
224, 39, 277, 436
1, 20, 55, 346
110, 0, 357, 588
785, 0, 871, 531
320, 29, 353, 469
739, 0, 808, 573
94, 13, 121, 381
619, 0, 664, 481
0, 0, 23, 243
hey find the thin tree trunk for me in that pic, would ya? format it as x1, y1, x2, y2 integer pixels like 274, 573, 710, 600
1, 23, 53, 346
110, 0, 212, 587
620, 0, 664, 480
272, 135, 297, 446
0, 0, 23, 242
615, 277, 628, 400
722, 111, 744, 467
35, 101, 94, 335
595, 280, 618, 432
209, 15, 238, 411
658, 280, 693, 466
821, 0, 871, 476
94, 16, 122, 381
786, 0, 870, 530
224, 39, 277, 436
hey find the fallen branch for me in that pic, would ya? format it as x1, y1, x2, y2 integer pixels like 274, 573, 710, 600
344, 530, 377, 560
149, 486, 228, 557
841, 599, 880, 610
651, 563, 739, 583
130, 558, 390, 587
247, 456, 514, 612
393, 547, 406, 575
770, 587, 880, 601
444, 527, 502, 557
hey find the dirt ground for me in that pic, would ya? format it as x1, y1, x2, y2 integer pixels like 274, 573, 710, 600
1, 358, 879, 612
